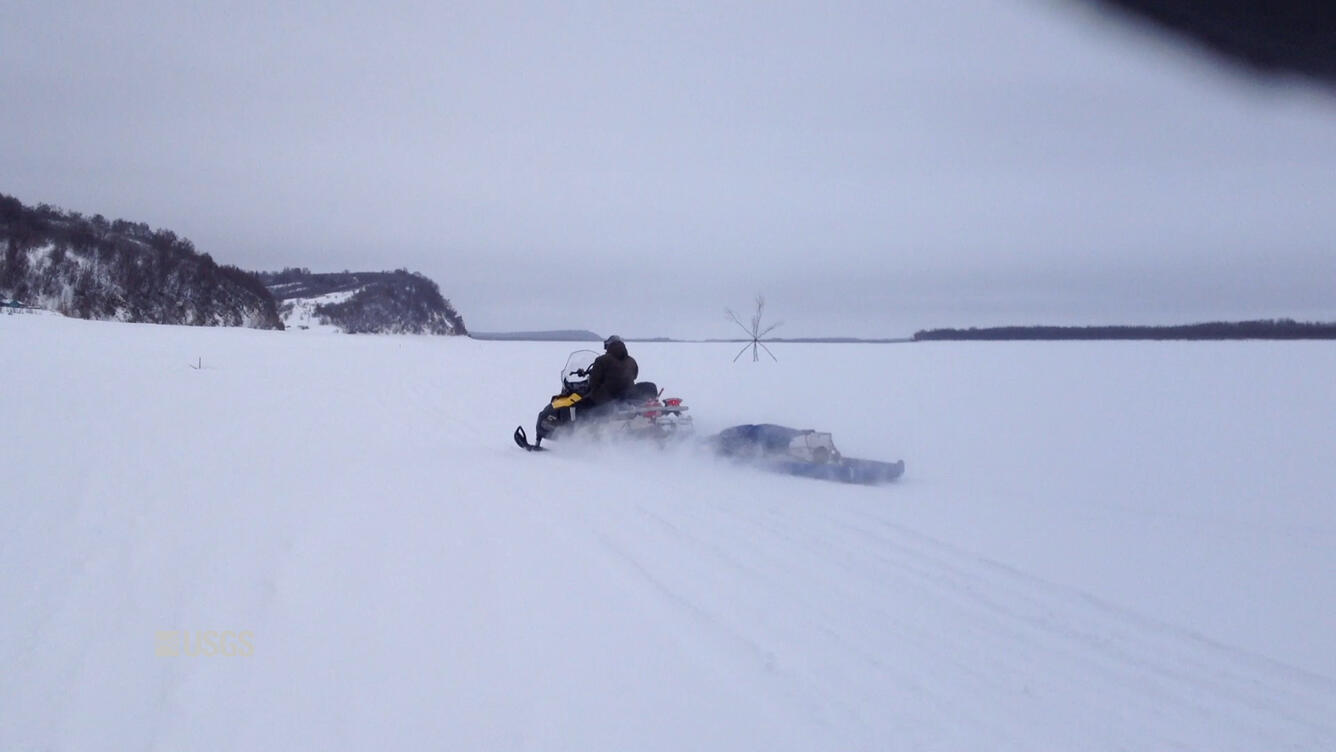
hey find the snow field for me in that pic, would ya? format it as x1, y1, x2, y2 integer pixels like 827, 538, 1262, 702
2, 314, 1334, 750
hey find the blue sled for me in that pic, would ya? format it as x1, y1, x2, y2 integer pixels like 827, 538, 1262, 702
710, 424, 905, 486
761, 457, 906, 485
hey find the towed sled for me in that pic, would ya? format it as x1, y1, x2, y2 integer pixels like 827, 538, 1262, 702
708, 424, 905, 485
513, 350, 694, 451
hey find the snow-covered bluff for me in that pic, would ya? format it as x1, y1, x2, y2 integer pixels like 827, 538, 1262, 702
0, 194, 282, 329
259, 268, 467, 335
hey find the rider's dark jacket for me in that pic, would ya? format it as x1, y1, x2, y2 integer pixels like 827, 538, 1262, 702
583, 339, 638, 406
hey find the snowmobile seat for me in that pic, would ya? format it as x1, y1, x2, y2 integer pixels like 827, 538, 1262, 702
624, 382, 659, 401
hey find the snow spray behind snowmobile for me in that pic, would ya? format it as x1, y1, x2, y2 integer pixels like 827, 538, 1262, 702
513, 350, 694, 451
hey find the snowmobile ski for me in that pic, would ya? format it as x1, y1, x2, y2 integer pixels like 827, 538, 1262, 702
513, 426, 545, 451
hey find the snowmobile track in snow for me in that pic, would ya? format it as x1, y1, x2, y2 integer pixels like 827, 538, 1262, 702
551, 476, 1336, 750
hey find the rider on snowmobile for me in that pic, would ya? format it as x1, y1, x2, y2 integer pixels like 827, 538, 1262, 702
583, 335, 638, 407
528, 335, 639, 448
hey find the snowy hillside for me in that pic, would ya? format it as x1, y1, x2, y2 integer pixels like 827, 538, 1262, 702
0, 196, 282, 329
2, 314, 1334, 750
274, 289, 360, 333
260, 269, 466, 335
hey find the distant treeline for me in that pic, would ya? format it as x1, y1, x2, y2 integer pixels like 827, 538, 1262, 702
913, 320, 1336, 341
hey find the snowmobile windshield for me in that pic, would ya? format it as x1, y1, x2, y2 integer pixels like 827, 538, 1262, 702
561, 350, 599, 393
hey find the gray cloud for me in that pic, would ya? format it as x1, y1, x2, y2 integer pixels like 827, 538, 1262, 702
3, 0, 1334, 337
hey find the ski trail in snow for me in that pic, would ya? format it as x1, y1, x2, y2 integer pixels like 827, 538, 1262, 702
533, 449, 1336, 751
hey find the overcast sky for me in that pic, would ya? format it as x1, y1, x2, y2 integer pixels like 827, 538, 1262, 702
4, 0, 1334, 337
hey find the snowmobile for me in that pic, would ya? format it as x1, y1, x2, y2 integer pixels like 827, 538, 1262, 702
513, 350, 694, 451
707, 424, 905, 485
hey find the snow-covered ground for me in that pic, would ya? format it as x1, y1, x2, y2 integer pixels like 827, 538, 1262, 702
276, 289, 360, 332
2, 314, 1333, 750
